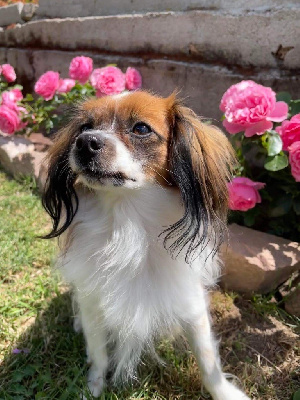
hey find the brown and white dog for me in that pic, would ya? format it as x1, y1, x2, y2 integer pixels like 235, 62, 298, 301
42, 91, 250, 399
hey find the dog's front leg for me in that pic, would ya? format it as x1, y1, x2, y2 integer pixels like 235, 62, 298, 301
184, 311, 250, 400
80, 307, 108, 398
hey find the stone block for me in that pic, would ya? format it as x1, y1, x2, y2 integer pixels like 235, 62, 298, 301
0, 135, 46, 189
285, 286, 300, 317
0, 3, 23, 27
0, 9, 299, 69
1, 48, 299, 122
36, 0, 300, 18
21, 4, 39, 22
29, 133, 52, 152
221, 224, 300, 294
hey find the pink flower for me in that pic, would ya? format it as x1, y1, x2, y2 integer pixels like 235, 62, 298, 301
276, 114, 300, 151
2, 89, 23, 105
1, 64, 16, 82
90, 66, 125, 96
228, 177, 265, 211
0, 105, 21, 134
34, 71, 60, 101
220, 81, 288, 137
288, 141, 300, 182
69, 56, 93, 84
57, 78, 76, 93
125, 67, 142, 91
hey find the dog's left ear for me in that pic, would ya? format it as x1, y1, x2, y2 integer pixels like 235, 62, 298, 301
42, 123, 78, 239
164, 95, 235, 263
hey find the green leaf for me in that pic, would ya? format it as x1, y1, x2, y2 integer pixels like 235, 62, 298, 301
22, 364, 36, 377
12, 370, 25, 382
293, 389, 300, 400
13, 84, 23, 91
276, 91, 291, 104
45, 119, 54, 133
264, 153, 288, 171
11, 383, 27, 394
290, 100, 300, 117
268, 195, 292, 217
293, 197, 300, 215
23, 93, 34, 102
35, 392, 47, 400
267, 132, 283, 156
261, 132, 268, 149
243, 212, 256, 226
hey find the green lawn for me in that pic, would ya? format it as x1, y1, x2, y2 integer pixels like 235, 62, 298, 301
0, 170, 299, 400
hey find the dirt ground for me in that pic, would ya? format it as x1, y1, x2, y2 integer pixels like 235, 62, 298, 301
208, 290, 299, 400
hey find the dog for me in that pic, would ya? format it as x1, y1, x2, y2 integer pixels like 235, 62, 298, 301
42, 90, 250, 399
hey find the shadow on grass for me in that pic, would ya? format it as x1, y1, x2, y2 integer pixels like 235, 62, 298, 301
0, 292, 88, 400
0, 291, 203, 400
0, 290, 299, 400
212, 292, 299, 400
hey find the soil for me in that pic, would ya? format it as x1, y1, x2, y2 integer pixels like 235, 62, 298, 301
209, 290, 299, 400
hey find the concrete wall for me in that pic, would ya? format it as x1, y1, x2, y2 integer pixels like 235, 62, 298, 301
36, 0, 299, 18
1, 10, 299, 70
1, 47, 298, 121
0, 0, 299, 120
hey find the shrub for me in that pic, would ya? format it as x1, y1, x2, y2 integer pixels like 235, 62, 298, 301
0, 57, 142, 136
221, 81, 300, 241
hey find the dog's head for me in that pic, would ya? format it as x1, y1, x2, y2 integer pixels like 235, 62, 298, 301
42, 91, 234, 261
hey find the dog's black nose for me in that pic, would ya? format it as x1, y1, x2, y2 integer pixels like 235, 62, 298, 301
76, 133, 104, 155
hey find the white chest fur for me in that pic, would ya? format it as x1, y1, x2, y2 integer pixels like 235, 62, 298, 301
58, 185, 219, 378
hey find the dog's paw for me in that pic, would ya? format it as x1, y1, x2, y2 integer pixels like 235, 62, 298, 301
86, 365, 106, 398
212, 379, 250, 400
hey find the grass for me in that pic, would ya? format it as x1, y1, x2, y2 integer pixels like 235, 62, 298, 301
0, 170, 299, 400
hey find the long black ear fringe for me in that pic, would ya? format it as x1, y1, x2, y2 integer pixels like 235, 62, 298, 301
162, 119, 221, 264
41, 150, 78, 239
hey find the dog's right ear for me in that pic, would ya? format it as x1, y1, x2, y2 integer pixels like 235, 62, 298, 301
42, 124, 78, 239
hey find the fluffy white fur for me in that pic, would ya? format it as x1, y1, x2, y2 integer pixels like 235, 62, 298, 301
58, 184, 250, 399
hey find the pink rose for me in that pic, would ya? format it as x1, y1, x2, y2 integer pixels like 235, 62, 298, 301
34, 71, 60, 101
0, 105, 21, 134
1, 64, 16, 82
288, 141, 300, 182
90, 66, 125, 96
57, 78, 76, 93
228, 177, 265, 211
220, 81, 288, 137
276, 114, 300, 151
1, 90, 24, 115
2, 89, 23, 105
69, 56, 93, 84
125, 67, 142, 91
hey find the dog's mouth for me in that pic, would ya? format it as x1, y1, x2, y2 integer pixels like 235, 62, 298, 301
79, 167, 136, 187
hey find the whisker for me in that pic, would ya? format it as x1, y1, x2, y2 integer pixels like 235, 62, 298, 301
143, 163, 173, 186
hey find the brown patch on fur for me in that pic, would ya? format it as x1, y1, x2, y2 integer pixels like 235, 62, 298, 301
82, 92, 174, 186
48, 91, 234, 192
46, 123, 77, 167
168, 98, 235, 221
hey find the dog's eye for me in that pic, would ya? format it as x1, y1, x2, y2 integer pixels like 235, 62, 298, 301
132, 122, 152, 137
80, 122, 93, 133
